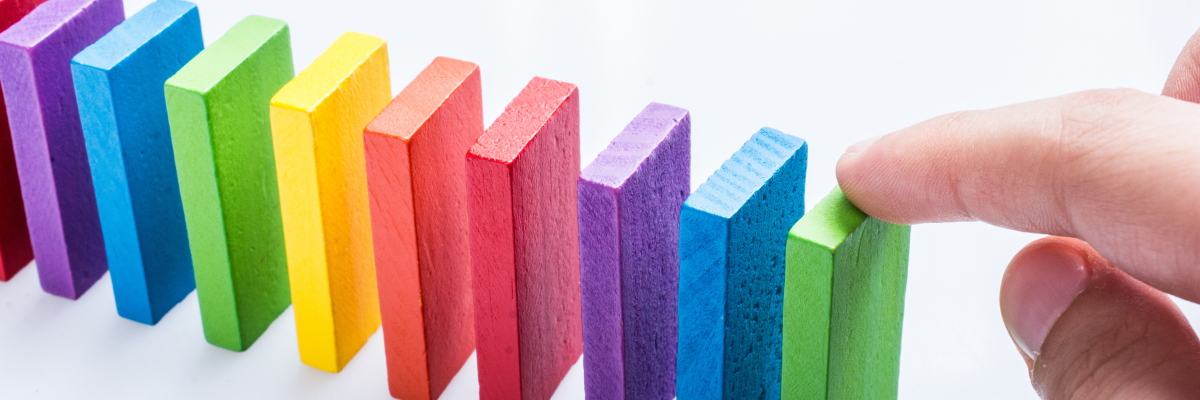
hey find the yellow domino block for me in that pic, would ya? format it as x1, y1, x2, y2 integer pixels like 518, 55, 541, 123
270, 32, 391, 373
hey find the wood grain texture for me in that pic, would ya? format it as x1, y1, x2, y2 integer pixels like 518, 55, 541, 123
0, 0, 47, 282
677, 128, 807, 400
165, 16, 293, 352
270, 32, 390, 373
578, 102, 689, 400
782, 186, 910, 400
0, 0, 123, 298
71, 0, 201, 325
364, 56, 481, 400
468, 77, 581, 400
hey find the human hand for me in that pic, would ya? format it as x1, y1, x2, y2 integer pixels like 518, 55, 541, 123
836, 28, 1200, 399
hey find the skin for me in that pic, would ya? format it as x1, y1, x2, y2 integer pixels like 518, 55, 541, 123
836, 28, 1200, 399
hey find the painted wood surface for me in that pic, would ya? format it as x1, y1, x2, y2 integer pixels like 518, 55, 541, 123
364, 56, 481, 400
164, 15, 294, 352
71, 0, 201, 325
677, 128, 807, 400
782, 186, 910, 400
0, 0, 47, 282
270, 31, 390, 373
467, 77, 582, 400
0, 0, 123, 298
578, 102, 689, 400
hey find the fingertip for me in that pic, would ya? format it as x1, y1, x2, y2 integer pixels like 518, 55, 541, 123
1000, 237, 1094, 361
836, 131, 956, 226
836, 134, 903, 223
1163, 27, 1200, 103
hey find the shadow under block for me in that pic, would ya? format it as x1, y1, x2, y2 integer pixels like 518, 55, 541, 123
0, 0, 48, 282
676, 128, 807, 400
71, 0, 201, 325
364, 56, 481, 399
578, 102, 690, 400
270, 32, 390, 373
467, 77, 582, 400
0, 0, 123, 298
165, 15, 293, 352
781, 187, 910, 400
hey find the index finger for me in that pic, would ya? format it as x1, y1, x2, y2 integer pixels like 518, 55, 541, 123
836, 88, 1200, 304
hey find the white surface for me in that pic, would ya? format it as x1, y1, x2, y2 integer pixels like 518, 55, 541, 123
3, 0, 1200, 398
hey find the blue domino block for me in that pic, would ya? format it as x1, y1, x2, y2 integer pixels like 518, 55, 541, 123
71, 0, 203, 325
677, 128, 807, 399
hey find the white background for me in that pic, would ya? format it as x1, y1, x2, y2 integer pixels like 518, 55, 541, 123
2, 0, 1200, 398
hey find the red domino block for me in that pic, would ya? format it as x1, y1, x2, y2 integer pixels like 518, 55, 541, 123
0, 0, 47, 281
364, 56, 482, 400
467, 77, 582, 400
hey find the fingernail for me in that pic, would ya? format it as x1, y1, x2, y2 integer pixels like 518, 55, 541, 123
1001, 239, 1093, 360
844, 135, 881, 156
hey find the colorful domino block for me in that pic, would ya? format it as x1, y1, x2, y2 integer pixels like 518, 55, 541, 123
578, 102, 690, 400
0, 0, 47, 282
0, 0, 123, 298
676, 128, 807, 400
782, 186, 910, 400
364, 56, 480, 399
165, 15, 293, 351
467, 77, 582, 400
270, 32, 390, 373
71, 0, 201, 325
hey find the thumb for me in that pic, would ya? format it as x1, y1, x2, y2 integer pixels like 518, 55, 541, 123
1000, 237, 1200, 399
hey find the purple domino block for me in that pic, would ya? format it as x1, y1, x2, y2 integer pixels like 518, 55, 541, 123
578, 102, 690, 400
0, 0, 124, 299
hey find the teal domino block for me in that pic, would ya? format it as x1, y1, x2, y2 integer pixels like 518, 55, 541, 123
781, 186, 910, 400
677, 128, 807, 399
71, 0, 203, 324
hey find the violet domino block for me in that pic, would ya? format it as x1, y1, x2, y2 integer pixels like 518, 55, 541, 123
0, 0, 124, 299
578, 103, 689, 400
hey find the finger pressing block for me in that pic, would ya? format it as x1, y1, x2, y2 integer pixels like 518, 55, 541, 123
165, 16, 294, 352
0, 0, 124, 298
467, 77, 582, 400
677, 128, 807, 400
364, 56, 481, 399
782, 186, 910, 400
271, 32, 391, 373
578, 102, 690, 400
71, 0, 202, 325
0, 0, 48, 282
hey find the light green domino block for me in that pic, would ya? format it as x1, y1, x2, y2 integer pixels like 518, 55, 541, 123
782, 186, 911, 400
165, 15, 295, 352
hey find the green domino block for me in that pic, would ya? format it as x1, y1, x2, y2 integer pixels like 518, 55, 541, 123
782, 186, 910, 400
165, 15, 295, 352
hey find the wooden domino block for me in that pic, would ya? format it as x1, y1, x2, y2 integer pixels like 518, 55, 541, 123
578, 102, 689, 400
676, 128, 807, 400
782, 186, 910, 400
364, 56, 480, 399
165, 15, 293, 352
71, 0, 201, 325
0, 0, 47, 282
467, 77, 582, 400
0, 0, 123, 298
270, 32, 390, 373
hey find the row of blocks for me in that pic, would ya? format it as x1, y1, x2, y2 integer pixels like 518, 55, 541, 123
0, 0, 911, 399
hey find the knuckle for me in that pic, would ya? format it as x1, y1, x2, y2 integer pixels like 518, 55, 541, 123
1056, 89, 1152, 141
929, 110, 984, 132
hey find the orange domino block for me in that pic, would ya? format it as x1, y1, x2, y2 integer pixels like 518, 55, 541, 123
269, 32, 391, 372
364, 56, 481, 400
467, 77, 582, 400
